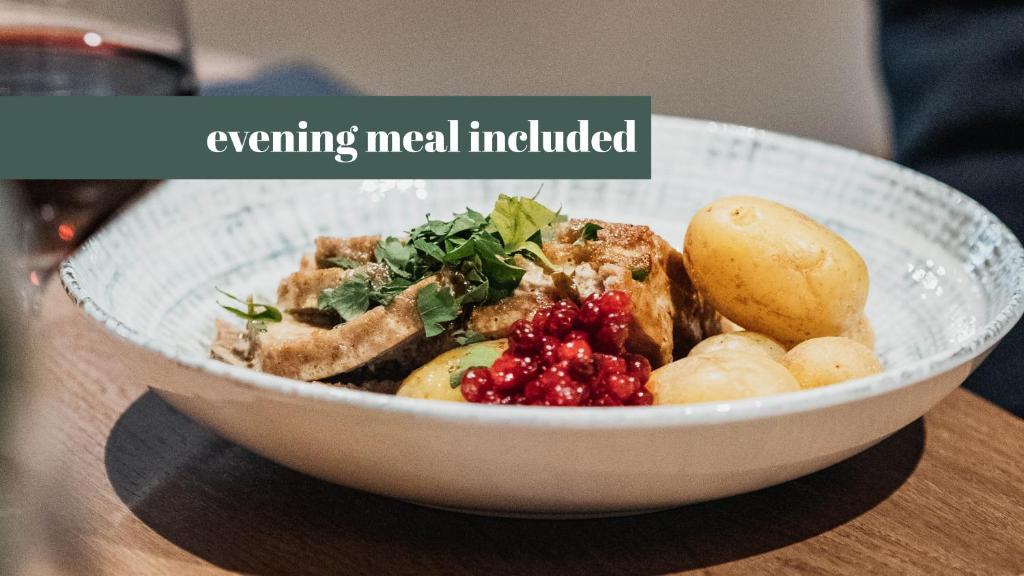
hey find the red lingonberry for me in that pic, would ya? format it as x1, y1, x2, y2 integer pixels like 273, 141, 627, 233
524, 378, 547, 403
598, 290, 632, 316
629, 387, 655, 406
546, 380, 589, 406
568, 357, 597, 383
460, 368, 492, 402
490, 355, 522, 391
576, 294, 603, 329
531, 308, 552, 333
623, 353, 652, 383
539, 335, 561, 366
594, 353, 627, 376
544, 307, 577, 337
564, 329, 590, 342
552, 299, 579, 313
509, 319, 541, 355
593, 320, 628, 355
557, 339, 593, 363
516, 355, 541, 383
592, 391, 623, 407
461, 291, 644, 407
480, 389, 504, 404
605, 373, 640, 400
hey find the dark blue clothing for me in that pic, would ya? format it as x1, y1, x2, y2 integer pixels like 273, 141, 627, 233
879, 1, 1024, 416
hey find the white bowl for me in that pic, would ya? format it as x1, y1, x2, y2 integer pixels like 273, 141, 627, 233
61, 116, 1024, 517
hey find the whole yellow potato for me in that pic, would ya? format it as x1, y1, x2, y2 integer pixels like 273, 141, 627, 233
688, 331, 786, 362
782, 336, 882, 389
649, 351, 800, 404
842, 313, 876, 351
683, 195, 869, 344
397, 339, 507, 402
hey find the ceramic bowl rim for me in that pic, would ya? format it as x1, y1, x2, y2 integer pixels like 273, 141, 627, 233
59, 115, 1024, 429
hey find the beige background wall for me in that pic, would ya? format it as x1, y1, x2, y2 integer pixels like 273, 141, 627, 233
188, 0, 890, 155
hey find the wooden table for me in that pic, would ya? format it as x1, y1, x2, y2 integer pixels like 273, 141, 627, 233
7, 280, 1024, 575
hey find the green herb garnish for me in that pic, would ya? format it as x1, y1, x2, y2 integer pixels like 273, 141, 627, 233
317, 194, 564, 337
217, 288, 282, 324
449, 344, 502, 388
631, 268, 650, 282
217, 288, 281, 353
416, 283, 459, 337
576, 222, 604, 244
321, 256, 361, 270
317, 273, 371, 321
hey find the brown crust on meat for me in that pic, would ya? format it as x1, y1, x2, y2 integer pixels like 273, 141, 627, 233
257, 277, 436, 381
277, 268, 347, 311
314, 235, 379, 267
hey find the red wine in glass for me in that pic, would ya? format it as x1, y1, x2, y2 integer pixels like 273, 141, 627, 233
0, 27, 195, 96
1, 26, 195, 282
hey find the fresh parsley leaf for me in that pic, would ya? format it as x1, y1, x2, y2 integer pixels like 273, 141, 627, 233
459, 278, 490, 306
374, 237, 415, 278
416, 283, 459, 337
447, 208, 487, 236
490, 194, 558, 249
631, 268, 650, 282
318, 274, 370, 321
321, 256, 361, 270
442, 235, 481, 263
449, 344, 502, 388
217, 288, 282, 323
576, 222, 604, 244
369, 276, 412, 306
413, 237, 446, 263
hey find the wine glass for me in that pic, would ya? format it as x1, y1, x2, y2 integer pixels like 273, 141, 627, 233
1, 2, 195, 571
0, 0, 195, 287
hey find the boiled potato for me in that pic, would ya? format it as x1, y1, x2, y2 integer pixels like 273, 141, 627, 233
782, 336, 882, 389
649, 351, 800, 404
689, 331, 787, 362
842, 313, 876, 351
683, 196, 868, 344
397, 339, 508, 402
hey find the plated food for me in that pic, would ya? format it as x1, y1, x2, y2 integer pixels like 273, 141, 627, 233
61, 116, 1024, 514
212, 193, 882, 406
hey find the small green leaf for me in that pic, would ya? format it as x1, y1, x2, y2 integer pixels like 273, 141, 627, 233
576, 222, 604, 244
321, 256, 361, 270
216, 288, 282, 322
318, 274, 370, 321
449, 344, 502, 388
416, 283, 459, 337
631, 268, 650, 282
412, 237, 446, 263
490, 194, 558, 249
369, 276, 413, 306
374, 237, 415, 277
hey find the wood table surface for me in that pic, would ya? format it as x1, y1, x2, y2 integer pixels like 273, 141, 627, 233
6, 279, 1024, 576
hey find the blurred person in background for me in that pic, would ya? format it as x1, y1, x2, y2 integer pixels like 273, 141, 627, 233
880, 0, 1024, 416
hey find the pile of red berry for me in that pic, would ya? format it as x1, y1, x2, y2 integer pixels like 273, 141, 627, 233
460, 290, 654, 406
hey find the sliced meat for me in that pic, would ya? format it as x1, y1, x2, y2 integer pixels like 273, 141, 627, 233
210, 320, 253, 368
314, 235, 379, 267
543, 219, 720, 366
298, 253, 318, 272
277, 268, 348, 311
257, 277, 436, 381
